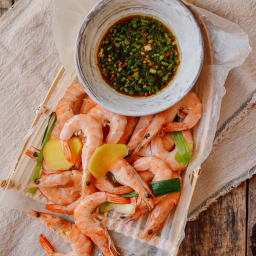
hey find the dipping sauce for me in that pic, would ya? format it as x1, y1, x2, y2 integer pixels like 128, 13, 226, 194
97, 15, 180, 97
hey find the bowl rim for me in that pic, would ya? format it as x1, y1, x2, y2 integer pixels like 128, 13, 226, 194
75, 0, 204, 116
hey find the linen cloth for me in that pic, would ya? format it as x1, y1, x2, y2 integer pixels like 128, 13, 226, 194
0, 0, 11, 8
0, 0, 255, 255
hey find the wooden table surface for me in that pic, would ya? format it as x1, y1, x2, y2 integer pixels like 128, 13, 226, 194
178, 177, 255, 256
1, 4, 254, 256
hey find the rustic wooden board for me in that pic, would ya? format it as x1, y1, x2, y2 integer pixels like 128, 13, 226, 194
178, 181, 247, 256
248, 175, 256, 256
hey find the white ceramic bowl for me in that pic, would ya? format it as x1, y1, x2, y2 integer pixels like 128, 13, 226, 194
75, 0, 203, 116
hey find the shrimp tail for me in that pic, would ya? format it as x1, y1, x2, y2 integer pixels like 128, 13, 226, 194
106, 193, 130, 204
61, 140, 74, 163
39, 234, 55, 255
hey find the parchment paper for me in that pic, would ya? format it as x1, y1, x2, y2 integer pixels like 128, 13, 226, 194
0, 0, 254, 255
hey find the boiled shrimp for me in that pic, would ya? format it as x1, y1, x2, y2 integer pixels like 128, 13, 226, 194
94, 170, 154, 195
151, 130, 193, 171
133, 157, 181, 239
89, 105, 127, 144
162, 133, 175, 151
110, 159, 154, 209
25, 151, 80, 205
44, 171, 152, 216
127, 115, 153, 153
51, 83, 86, 139
132, 107, 177, 154
25, 149, 59, 175
28, 210, 92, 256
118, 117, 138, 144
28, 170, 82, 189
38, 174, 81, 205
163, 91, 202, 132
46, 199, 81, 215
74, 192, 130, 256
127, 121, 175, 163
60, 114, 103, 195
80, 96, 97, 114
94, 176, 133, 194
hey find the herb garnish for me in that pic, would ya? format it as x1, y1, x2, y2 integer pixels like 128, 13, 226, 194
97, 16, 180, 97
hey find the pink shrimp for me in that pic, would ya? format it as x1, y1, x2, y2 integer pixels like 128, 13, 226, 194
28, 210, 92, 256
162, 133, 175, 151
51, 83, 86, 139
127, 115, 153, 153
60, 114, 103, 195
163, 91, 202, 132
28, 170, 82, 189
46, 199, 81, 216
118, 117, 138, 144
79, 96, 97, 114
38, 175, 81, 205
94, 176, 133, 194
127, 125, 174, 164
94, 170, 154, 195
25, 149, 60, 175
132, 107, 177, 154
110, 159, 154, 209
25, 150, 80, 205
45, 171, 154, 215
89, 105, 127, 144
74, 192, 130, 256
133, 157, 181, 239
151, 130, 193, 171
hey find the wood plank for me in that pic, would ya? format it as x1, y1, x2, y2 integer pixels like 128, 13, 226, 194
178, 181, 247, 256
247, 175, 256, 256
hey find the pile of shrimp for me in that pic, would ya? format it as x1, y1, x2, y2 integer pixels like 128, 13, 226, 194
26, 83, 202, 256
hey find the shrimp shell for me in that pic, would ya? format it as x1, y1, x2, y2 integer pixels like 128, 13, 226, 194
60, 114, 103, 195
163, 91, 202, 131
51, 83, 86, 139
133, 157, 181, 239
89, 105, 127, 144
74, 192, 129, 256
110, 159, 154, 210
